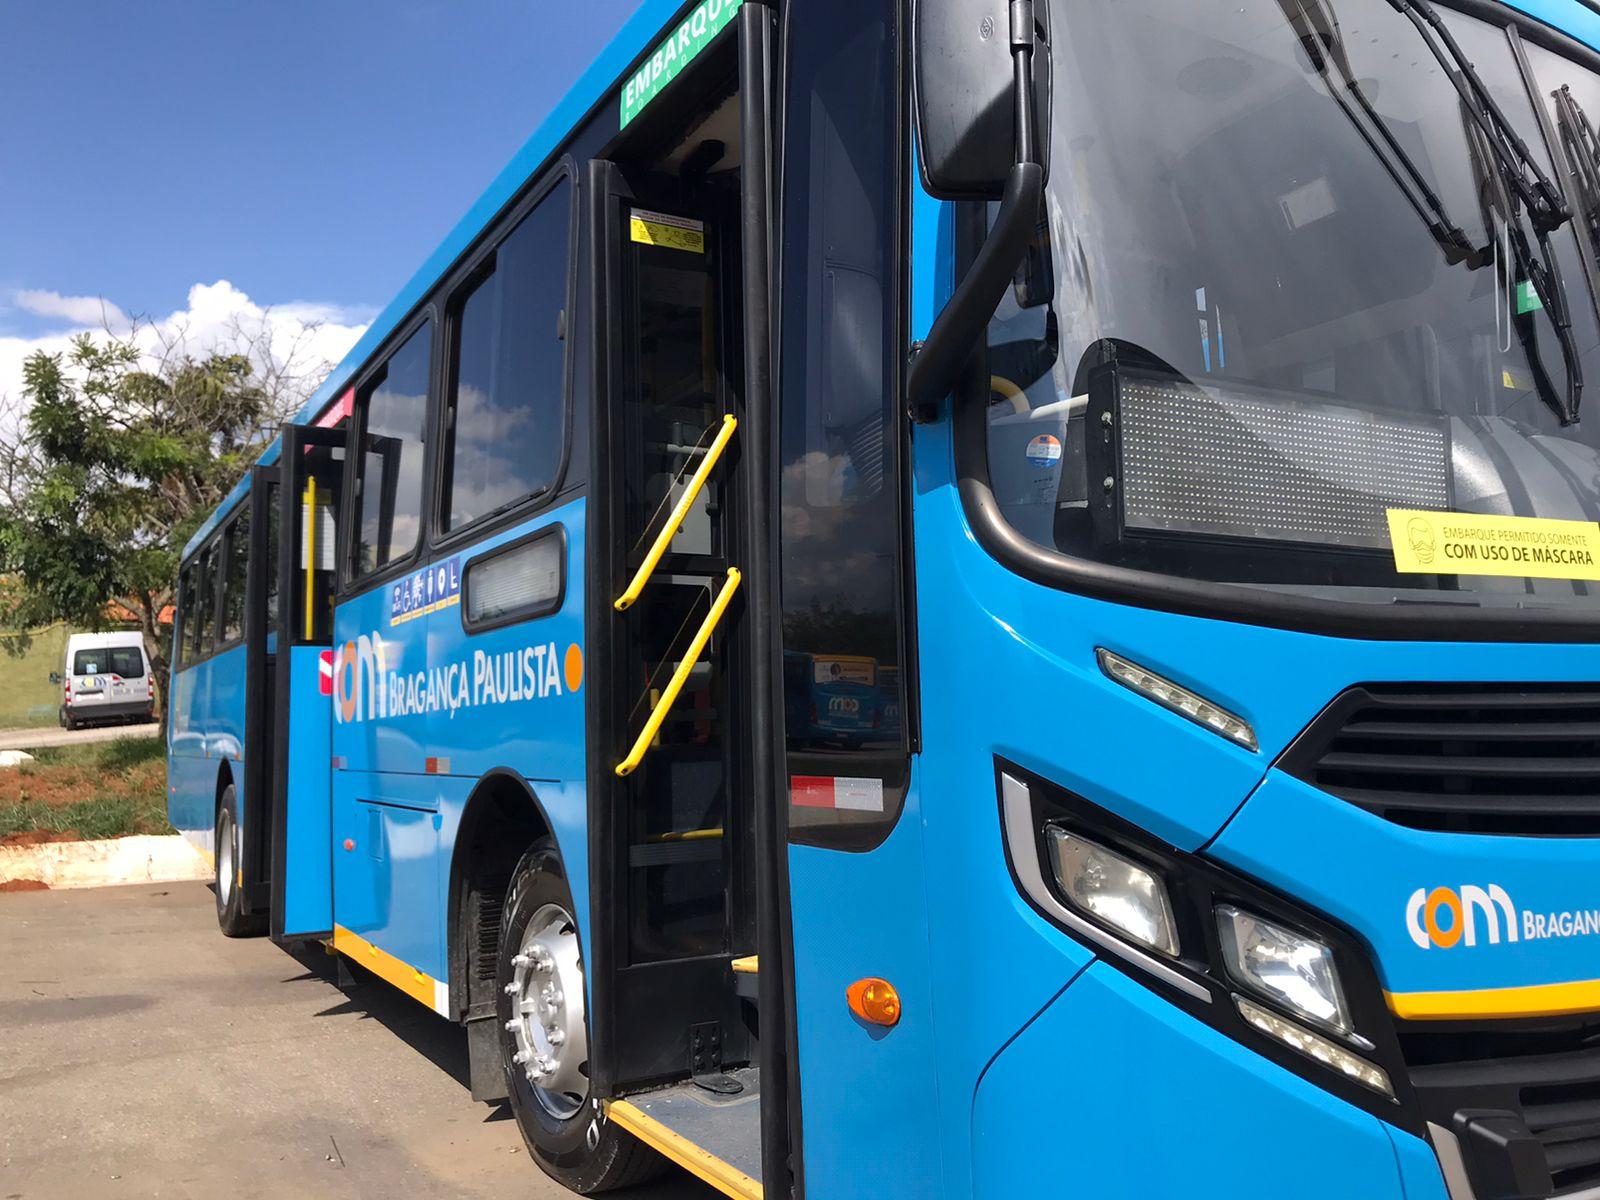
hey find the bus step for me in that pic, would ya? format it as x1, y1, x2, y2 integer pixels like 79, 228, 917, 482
608, 1067, 762, 1200
731, 956, 758, 1001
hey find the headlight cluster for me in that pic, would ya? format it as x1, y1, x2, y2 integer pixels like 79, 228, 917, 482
1003, 764, 1412, 1128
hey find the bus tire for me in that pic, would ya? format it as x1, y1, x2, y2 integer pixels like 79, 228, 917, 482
499, 842, 663, 1193
214, 785, 264, 938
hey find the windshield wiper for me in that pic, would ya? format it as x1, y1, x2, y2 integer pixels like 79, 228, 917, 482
1388, 0, 1583, 424
1388, 0, 1568, 232
1555, 85, 1600, 252
1279, 0, 1481, 266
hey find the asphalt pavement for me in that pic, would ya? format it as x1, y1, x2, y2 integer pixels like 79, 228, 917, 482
0, 720, 161, 752
0, 882, 720, 1200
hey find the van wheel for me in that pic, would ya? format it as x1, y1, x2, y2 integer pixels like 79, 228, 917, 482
499, 842, 663, 1193
215, 786, 264, 938
62, 710, 77, 732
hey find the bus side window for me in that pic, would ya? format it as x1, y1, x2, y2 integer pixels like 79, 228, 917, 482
778, 0, 909, 844
352, 323, 431, 579
264, 482, 280, 628
196, 546, 219, 657
442, 178, 572, 533
177, 566, 196, 667
221, 511, 249, 645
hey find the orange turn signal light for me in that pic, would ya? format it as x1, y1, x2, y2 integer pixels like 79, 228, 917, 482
847, 977, 902, 1028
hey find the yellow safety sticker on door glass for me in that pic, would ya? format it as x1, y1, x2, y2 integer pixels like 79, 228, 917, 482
1387, 509, 1600, 579
629, 209, 705, 254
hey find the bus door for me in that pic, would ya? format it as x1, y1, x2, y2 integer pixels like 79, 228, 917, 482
237, 462, 279, 920
269, 422, 345, 941
590, 146, 759, 1101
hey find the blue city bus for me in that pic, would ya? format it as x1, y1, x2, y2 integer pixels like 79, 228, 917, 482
169, 0, 1600, 1196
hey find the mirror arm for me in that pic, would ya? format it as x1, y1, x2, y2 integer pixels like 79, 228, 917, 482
907, 160, 1043, 420
908, 0, 1043, 420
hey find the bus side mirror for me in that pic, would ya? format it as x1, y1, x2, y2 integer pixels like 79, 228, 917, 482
912, 0, 1050, 199
48, 672, 61, 685
906, 0, 1049, 417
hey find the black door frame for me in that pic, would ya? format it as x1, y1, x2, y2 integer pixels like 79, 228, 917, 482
269, 422, 347, 942
240, 461, 279, 916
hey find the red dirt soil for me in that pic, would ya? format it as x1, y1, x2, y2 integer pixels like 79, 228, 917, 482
0, 829, 81, 848
0, 878, 49, 892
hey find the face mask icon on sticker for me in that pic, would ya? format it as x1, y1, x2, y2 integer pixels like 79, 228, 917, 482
1407, 517, 1437, 566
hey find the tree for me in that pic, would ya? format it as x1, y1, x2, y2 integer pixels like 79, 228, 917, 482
0, 318, 331, 716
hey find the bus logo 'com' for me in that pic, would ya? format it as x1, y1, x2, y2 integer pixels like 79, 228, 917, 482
1406, 885, 1518, 949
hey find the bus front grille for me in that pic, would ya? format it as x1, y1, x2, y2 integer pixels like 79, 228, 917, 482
1281, 684, 1600, 836
1401, 1019, 1600, 1197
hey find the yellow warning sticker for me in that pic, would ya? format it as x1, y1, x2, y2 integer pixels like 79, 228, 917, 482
629, 209, 705, 254
1387, 509, 1600, 579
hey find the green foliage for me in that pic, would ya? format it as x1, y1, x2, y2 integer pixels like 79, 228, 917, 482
2, 331, 304, 711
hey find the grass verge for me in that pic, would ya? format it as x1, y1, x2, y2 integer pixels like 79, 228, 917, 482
0, 736, 171, 843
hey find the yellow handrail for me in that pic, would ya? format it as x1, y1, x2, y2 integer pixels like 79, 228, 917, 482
614, 414, 737, 612
303, 476, 317, 642
616, 568, 742, 777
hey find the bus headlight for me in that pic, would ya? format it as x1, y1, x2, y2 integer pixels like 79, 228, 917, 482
1217, 904, 1351, 1036
1047, 828, 1179, 957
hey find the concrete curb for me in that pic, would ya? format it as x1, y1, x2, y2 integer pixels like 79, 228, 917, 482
0, 834, 211, 890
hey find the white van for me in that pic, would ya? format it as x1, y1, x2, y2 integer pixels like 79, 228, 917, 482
55, 632, 155, 730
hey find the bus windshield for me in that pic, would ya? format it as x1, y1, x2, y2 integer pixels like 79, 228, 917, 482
983, 0, 1600, 612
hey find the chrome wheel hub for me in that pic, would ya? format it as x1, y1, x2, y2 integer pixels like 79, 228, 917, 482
505, 903, 588, 1119
217, 810, 234, 907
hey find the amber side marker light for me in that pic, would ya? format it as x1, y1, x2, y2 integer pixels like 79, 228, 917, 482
847, 977, 902, 1027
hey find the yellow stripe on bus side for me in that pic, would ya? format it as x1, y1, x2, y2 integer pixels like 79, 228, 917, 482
606, 1100, 762, 1200
1387, 976, 1600, 1021
332, 925, 440, 1013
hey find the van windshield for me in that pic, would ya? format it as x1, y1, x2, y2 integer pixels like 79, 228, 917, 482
982, 0, 1600, 613
74, 648, 144, 678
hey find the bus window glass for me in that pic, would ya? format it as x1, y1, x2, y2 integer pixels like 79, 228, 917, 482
778, 0, 908, 842
222, 512, 249, 644
177, 567, 196, 666
354, 324, 431, 577
444, 181, 572, 530
197, 547, 218, 654
264, 481, 280, 628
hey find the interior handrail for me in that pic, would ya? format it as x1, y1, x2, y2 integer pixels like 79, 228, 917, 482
615, 567, 742, 778
614, 413, 738, 612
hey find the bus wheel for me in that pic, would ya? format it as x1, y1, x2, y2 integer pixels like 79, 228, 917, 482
214, 786, 264, 938
499, 843, 661, 1193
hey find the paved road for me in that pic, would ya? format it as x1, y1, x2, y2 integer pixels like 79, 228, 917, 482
0, 720, 160, 751
0, 883, 720, 1200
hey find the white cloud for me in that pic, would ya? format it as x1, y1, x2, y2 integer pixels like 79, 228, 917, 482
12, 289, 128, 329
0, 280, 374, 423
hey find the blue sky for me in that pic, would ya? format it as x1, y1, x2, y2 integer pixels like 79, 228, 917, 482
0, 1, 642, 397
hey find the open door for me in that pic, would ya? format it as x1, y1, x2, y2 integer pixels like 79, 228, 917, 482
269, 422, 346, 942
584, 6, 793, 1195
590, 148, 756, 1088
238, 461, 280, 917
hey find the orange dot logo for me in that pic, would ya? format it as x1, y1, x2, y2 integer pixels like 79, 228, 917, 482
1423, 887, 1463, 949
337, 641, 358, 723
564, 643, 584, 693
